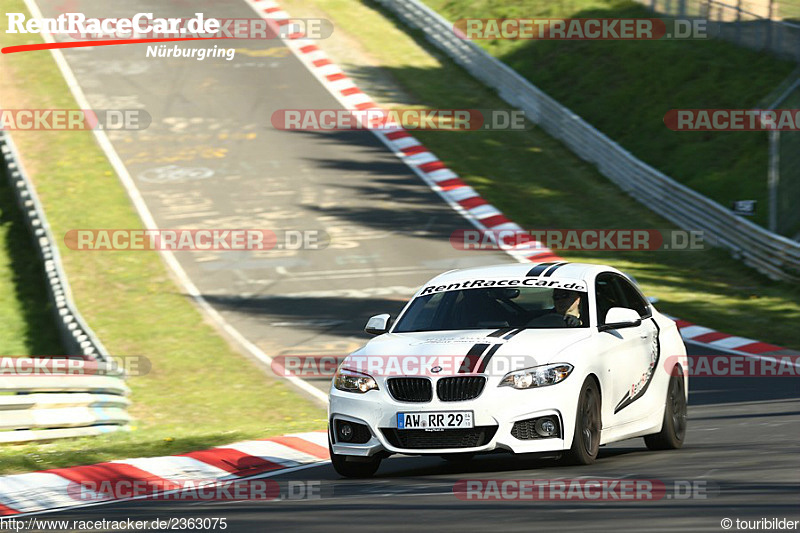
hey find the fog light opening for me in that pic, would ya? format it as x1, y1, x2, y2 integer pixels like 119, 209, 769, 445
338, 422, 354, 442
535, 417, 557, 437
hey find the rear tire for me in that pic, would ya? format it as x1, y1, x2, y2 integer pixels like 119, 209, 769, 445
563, 378, 601, 465
329, 438, 381, 478
644, 368, 687, 450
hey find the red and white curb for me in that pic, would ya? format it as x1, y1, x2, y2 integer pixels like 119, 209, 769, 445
0, 431, 329, 516
244, 0, 796, 358
244, 0, 562, 266
672, 319, 796, 356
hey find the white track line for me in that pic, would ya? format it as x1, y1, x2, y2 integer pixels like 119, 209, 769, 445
22, 0, 328, 405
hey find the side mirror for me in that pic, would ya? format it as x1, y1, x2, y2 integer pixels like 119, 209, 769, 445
599, 307, 642, 332
365, 314, 392, 336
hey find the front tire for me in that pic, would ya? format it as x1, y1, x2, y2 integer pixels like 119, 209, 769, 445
644, 368, 687, 450
329, 438, 381, 478
563, 378, 601, 465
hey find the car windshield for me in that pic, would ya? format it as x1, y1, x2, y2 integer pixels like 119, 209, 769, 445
393, 286, 590, 332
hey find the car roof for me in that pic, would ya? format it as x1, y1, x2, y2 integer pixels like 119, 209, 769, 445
425, 261, 616, 286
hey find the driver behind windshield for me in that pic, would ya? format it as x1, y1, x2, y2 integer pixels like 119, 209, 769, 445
552, 288, 583, 327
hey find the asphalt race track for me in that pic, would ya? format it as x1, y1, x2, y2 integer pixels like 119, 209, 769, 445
38, 0, 509, 394
40, 345, 800, 532
28, 0, 800, 530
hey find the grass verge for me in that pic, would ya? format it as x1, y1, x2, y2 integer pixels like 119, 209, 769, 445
421, 0, 797, 234
280, 0, 800, 350
0, 0, 326, 475
0, 165, 63, 355
781, 1, 800, 20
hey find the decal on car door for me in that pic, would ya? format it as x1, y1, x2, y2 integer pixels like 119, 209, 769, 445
614, 318, 660, 414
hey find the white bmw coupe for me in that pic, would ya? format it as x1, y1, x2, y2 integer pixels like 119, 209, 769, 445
328, 262, 688, 477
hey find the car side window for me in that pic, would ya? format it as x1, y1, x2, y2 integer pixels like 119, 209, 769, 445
613, 275, 652, 318
595, 274, 622, 326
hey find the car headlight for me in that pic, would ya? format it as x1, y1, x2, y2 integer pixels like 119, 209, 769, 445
499, 363, 573, 389
333, 367, 379, 393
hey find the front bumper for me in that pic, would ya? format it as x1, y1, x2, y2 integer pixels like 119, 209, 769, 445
328, 377, 581, 457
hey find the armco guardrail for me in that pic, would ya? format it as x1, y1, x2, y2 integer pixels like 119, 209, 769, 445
0, 357, 131, 444
638, 0, 800, 63
0, 130, 130, 442
372, 0, 800, 281
0, 130, 110, 359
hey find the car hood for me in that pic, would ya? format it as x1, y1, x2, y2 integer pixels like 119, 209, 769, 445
348, 328, 592, 372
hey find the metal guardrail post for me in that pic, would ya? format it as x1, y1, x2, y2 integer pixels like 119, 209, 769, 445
766, 0, 774, 49
768, 130, 780, 233
736, 0, 743, 43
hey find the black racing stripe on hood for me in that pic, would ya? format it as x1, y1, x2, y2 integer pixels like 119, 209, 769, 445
542, 262, 568, 277
487, 327, 514, 338
477, 344, 502, 373
459, 343, 490, 373
526, 263, 555, 277
503, 328, 524, 340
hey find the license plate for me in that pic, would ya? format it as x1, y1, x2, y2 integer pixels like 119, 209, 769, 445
397, 411, 474, 430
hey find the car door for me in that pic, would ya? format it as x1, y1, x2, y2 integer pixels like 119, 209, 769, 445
595, 273, 658, 428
